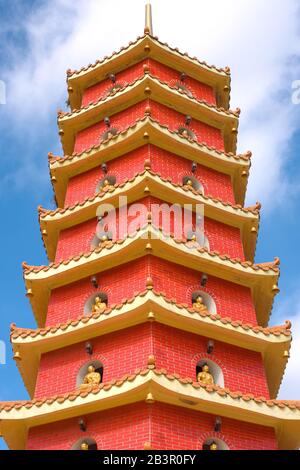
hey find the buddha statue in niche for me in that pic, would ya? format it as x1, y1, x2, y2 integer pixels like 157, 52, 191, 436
197, 364, 214, 385
80, 365, 101, 390
99, 178, 112, 191
192, 295, 208, 313
92, 296, 107, 313
81, 442, 89, 451
209, 442, 218, 451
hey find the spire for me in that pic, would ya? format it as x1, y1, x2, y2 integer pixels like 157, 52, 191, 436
144, 1, 153, 36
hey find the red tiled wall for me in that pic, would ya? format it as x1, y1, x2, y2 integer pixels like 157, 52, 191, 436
34, 323, 152, 398
55, 196, 244, 262
34, 323, 269, 399
27, 401, 277, 450
65, 145, 235, 208
82, 59, 216, 107
73, 101, 224, 154
153, 323, 269, 397
46, 257, 257, 326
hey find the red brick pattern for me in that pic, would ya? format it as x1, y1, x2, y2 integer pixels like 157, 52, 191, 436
82, 59, 216, 107
55, 196, 244, 262
65, 145, 234, 208
73, 101, 224, 154
30, 43, 276, 450
153, 323, 269, 397
34, 323, 269, 399
46, 257, 256, 327
27, 401, 277, 450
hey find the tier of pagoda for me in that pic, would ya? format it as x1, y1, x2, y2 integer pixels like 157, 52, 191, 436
1, 4, 300, 450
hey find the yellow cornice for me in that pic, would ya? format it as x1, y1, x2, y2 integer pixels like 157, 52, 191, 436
23, 226, 279, 329
59, 75, 238, 156
67, 35, 231, 110
50, 118, 250, 208
1, 370, 299, 450
11, 290, 290, 399
40, 171, 259, 262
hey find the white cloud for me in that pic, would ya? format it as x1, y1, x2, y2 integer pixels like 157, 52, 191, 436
279, 313, 300, 400
1, 0, 300, 203
276, 292, 300, 400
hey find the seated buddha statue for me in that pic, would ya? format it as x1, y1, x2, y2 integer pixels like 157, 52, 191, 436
99, 179, 112, 191
80, 365, 101, 390
92, 296, 107, 313
81, 442, 89, 451
197, 364, 214, 385
209, 442, 218, 451
185, 179, 193, 187
98, 234, 109, 244
192, 295, 208, 313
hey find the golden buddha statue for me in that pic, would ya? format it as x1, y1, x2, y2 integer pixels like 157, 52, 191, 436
186, 179, 193, 187
92, 296, 107, 313
80, 365, 101, 390
81, 442, 89, 451
192, 295, 208, 313
209, 442, 218, 451
197, 364, 214, 385
99, 179, 111, 191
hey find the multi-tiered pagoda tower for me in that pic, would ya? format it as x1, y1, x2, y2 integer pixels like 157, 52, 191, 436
1, 4, 300, 450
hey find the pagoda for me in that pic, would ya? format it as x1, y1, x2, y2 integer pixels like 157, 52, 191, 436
1, 3, 300, 450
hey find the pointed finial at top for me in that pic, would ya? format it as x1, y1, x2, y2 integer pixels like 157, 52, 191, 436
144, 1, 153, 36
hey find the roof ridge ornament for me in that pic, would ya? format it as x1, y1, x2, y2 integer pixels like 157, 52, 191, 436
144, 1, 153, 36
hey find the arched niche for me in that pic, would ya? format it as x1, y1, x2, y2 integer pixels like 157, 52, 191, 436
202, 437, 229, 451
107, 82, 123, 95
175, 82, 194, 98
186, 229, 210, 249
84, 292, 108, 315
76, 360, 104, 389
177, 126, 196, 141
90, 231, 113, 249
71, 437, 98, 451
196, 359, 224, 388
96, 175, 116, 193
191, 290, 216, 314
182, 176, 204, 193
101, 127, 118, 141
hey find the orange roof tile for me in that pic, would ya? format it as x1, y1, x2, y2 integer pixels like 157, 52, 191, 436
39, 169, 260, 219
60, 74, 239, 118
1, 368, 299, 414
49, 116, 251, 165
10, 290, 290, 341
22, 225, 279, 276
67, 35, 231, 79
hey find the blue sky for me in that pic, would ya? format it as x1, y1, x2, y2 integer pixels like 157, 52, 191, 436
0, 0, 300, 450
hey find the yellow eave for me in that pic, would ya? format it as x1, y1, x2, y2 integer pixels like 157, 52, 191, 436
1, 370, 299, 450
50, 118, 250, 208
40, 171, 259, 262
23, 226, 279, 329
67, 35, 231, 110
11, 291, 290, 399
59, 75, 238, 156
